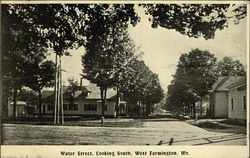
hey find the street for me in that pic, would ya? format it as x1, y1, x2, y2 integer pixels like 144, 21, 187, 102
2, 118, 246, 145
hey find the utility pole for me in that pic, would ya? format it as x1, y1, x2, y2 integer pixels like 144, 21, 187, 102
54, 55, 58, 125
54, 54, 64, 125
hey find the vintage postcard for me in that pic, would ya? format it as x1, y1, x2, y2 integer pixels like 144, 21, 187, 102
0, 0, 249, 158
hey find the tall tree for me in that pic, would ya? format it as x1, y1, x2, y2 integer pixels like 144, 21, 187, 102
143, 73, 164, 115
119, 57, 163, 116
166, 49, 217, 117
82, 4, 140, 120
2, 4, 90, 123
2, 5, 48, 117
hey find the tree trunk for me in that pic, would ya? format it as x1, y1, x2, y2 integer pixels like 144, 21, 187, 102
189, 104, 192, 117
2, 89, 9, 117
100, 87, 107, 123
200, 97, 203, 119
38, 89, 42, 116
146, 103, 151, 116
193, 102, 196, 119
100, 88, 104, 118
104, 87, 107, 116
183, 105, 186, 116
13, 87, 17, 118
189, 104, 191, 117
115, 85, 120, 118
142, 103, 145, 116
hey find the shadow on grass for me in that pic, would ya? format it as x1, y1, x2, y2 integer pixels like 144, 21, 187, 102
190, 121, 246, 134
219, 119, 246, 126
194, 122, 228, 129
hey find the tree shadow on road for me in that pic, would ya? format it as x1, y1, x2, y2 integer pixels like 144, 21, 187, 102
153, 133, 246, 146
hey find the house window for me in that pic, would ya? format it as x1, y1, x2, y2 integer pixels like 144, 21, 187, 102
68, 103, 78, 111
63, 104, 68, 111
47, 104, 53, 111
231, 98, 234, 110
243, 96, 246, 111
84, 104, 97, 111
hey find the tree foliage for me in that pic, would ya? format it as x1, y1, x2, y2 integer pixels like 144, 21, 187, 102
24, 61, 55, 91
142, 4, 246, 39
120, 58, 164, 116
23, 60, 55, 115
2, 3, 247, 118
81, 4, 140, 118
217, 56, 245, 76
166, 49, 217, 117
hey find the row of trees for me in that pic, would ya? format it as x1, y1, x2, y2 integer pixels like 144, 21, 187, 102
2, 4, 247, 123
165, 49, 246, 118
81, 12, 164, 117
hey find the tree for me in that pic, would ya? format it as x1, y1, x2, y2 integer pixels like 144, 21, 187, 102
24, 60, 55, 116
142, 4, 246, 39
2, 4, 90, 123
111, 30, 141, 118
143, 73, 164, 115
166, 78, 198, 117
82, 4, 140, 120
119, 57, 163, 116
2, 5, 48, 117
166, 49, 217, 118
217, 56, 245, 76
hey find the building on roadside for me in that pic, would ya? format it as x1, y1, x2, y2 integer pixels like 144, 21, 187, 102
195, 97, 209, 118
227, 78, 247, 124
209, 76, 244, 118
41, 84, 127, 117
8, 101, 28, 117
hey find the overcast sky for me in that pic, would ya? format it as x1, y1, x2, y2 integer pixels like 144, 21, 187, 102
47, 6, 247, 92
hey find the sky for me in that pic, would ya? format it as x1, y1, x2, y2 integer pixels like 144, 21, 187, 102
47, 6, 247, 92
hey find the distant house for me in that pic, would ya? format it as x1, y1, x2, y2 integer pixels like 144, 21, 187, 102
195, 98, 209, 117
41, 84, 127, 117
227, 78, 247, 124
8, 101, 27, 117
209, 76, 244, 118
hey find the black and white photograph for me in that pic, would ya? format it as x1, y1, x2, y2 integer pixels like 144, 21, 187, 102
0, 1, 249, 157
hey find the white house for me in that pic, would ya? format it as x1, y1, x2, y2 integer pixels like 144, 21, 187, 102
227, 78, 247, 124
209, 76, 244, 118
41, 84, 127, 117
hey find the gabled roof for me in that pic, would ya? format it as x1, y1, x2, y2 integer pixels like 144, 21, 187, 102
41, 90, 54, 99
84, 83, 117, 100
212, 76, 244, 92
41, 83, 117, 101
226, 77, 246, 89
